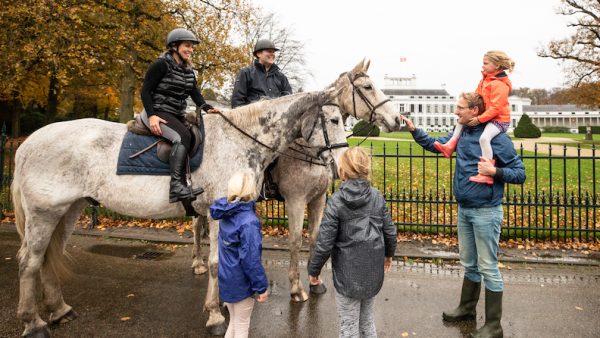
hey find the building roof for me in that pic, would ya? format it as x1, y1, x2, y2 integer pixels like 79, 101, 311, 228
523, 104, 595, 112
383, 89, 451, 96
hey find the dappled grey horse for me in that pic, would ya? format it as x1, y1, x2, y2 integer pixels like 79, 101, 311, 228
191, 59, 402, 302
11, 90, 349, 337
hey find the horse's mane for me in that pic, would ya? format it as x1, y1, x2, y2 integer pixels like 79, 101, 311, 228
220, 92, 312, 128
222, 101, 265, 127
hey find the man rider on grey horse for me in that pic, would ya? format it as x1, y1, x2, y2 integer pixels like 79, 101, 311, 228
231, 39, 292, 108
231, 39, 293, 199
140, 28, 220, 203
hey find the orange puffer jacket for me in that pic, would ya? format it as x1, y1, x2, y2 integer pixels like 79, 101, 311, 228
475, 71, 512, 123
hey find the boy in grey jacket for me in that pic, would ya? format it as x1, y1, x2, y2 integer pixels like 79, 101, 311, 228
308, 147, 397, 338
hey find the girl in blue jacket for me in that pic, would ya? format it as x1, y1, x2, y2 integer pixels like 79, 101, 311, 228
209, 170, 268, 338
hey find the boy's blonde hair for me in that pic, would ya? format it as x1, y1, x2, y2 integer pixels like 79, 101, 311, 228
338, 147, 371, 181
227, 170, 258, 202
484, 50, 515, 72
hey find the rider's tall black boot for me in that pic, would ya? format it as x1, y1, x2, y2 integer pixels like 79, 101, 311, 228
443, 277, 481, 322
169, 142, 203, 203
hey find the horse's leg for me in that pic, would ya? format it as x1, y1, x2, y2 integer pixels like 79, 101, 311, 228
307, 192, 328, 294
191, 216, 208, 275
287, 199, 308, 302
204, 217, 226, 335
17, 209, 69, 338
43, 200, 87, 325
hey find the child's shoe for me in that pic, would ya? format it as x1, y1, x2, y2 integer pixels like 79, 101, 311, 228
469, 159, 495, 185
433, 138, 458, 159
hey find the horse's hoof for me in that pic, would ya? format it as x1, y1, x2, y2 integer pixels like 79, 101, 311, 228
50, 309, 78, 325
291, 291, 309, 303
310, 283, 327, 295
208, 323, 227, 336
193, 265, 208, 275
23, 326, 51, 338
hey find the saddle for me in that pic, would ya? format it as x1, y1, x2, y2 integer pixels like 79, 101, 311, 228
126, 112, 203, 162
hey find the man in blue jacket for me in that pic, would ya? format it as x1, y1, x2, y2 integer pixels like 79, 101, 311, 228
402, 92, 525, 338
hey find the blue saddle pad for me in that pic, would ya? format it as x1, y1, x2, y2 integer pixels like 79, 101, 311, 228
116, 132, 203, 176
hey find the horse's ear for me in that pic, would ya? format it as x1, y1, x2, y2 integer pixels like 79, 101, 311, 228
323, 87, 342, 103
363, 58, 371, 72
351, 58, 366, 76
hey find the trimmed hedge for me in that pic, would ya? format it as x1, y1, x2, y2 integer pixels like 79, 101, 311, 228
352, 120, 380, 136
542, 126, 570, 133
514, 113, 541, 138
578, 126, 600, 134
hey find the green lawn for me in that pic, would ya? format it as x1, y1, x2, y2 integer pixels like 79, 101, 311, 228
348, 136, 600, 198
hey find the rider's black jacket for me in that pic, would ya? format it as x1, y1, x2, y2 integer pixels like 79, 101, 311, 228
141, 53, 213, 117
231, 59, 292, 108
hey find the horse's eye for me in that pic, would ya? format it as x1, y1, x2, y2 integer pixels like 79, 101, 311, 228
364, 85, 372, 90
330, 118, 339, 124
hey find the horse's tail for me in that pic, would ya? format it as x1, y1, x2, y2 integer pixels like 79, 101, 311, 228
45, 216, 73, 281
11, 178, 25, 240
12, 177, 73, 281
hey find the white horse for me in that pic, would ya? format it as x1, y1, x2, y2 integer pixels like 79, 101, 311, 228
11, 89, 351, 337
191, 59, 402, 302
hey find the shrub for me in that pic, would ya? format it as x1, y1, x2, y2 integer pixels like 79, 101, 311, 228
514, 113, 541, 138
578, 126, 600, 134
542, 126, 569, 133
352, 120, 380, 136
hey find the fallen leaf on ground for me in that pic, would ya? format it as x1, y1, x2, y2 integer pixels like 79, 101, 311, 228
575, 306, 583, 311
401, 333, 409, 337
126, 294, 135, 298
120, 317, 131, 321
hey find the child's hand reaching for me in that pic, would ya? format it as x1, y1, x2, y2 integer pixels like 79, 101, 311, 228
256, 290, 269, 303
384, 257, 393, 273
466, 117, 481, 127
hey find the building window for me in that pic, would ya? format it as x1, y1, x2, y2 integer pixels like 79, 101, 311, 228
434, 104, 439, 113
426, 117, 431, 125
418, 104, 423, 113
426, 104, 431, 113
442, 105, 446, 113
442, 117, 446, 125
511, 104, 516, 111
418, 117, 423, 125
410, 104, 415, 112
434, 117, 439, 125
399, 104, 405, 113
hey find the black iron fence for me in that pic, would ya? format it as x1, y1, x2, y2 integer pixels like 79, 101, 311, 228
1, 126, 599, 242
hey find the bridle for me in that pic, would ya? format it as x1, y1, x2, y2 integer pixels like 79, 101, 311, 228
343, 72, 391, 145
216, 103, 348, 167
305, 103, 349, 158
346, 72, 390, 124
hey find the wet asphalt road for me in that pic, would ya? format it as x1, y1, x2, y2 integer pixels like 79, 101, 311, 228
1, 227, 599, 338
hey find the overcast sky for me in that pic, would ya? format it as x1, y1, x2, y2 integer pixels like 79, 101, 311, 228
252, 0, 573, 95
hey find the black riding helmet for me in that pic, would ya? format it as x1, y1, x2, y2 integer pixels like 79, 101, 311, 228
166, 28, 199, 66
166, 28, 199, 48
253, 39, 279, 57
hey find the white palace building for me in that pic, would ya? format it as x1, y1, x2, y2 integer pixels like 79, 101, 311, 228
346, 74, 599, 133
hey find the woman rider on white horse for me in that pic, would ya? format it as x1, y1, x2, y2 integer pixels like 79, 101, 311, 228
140, 28, 221, 203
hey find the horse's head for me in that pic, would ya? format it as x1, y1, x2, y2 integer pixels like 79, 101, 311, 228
334, 58, 401, 132
300, 88, 348, 171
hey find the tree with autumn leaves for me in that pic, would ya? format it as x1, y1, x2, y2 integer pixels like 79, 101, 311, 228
0, 0, 304, 137
539, 0, 600, 108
